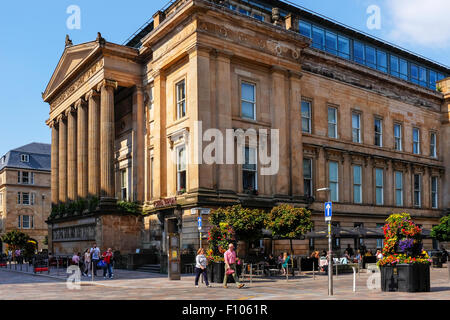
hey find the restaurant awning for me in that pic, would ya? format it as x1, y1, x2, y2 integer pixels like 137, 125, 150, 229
305, 226, 358, 239
352, 226, 384, 239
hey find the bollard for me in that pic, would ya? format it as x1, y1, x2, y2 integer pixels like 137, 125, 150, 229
250, 263, 253, 284
352, 267, 356, 292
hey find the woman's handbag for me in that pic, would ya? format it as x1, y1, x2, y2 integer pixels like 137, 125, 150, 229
226, 268, 235, 275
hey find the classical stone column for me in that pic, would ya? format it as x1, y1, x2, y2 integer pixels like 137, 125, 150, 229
98, 79, 117, 198
289, 71, 304, 197
342, 153, 351, 203
86, 89, 100, 197
404, 163, 413, 207
67, 107, 77, 201
133, 85, 145, 202
152, 71, 166, 199
423, 166, 430, 209
385, 160, 394, 206
271, 67, 289, 196
58, 114, 67, 203
50, 120, 59, 205
316, 147, 327, 202
76, 98, 88, 199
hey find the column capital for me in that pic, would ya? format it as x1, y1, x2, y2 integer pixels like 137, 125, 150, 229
270, 65, 288, 75
97, 79, 118, 92
185, 43, 212, 57
213, 49, 234, 61
288, 70, 303, 80
56, 113, 66, 123
85, 89, 100, 101
47, 119, 59, 128
74, 98, 87, 110
64, 106, 76, 117
150, 69, 165, 80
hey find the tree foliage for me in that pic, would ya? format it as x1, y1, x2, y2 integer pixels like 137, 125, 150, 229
1, 229, 30, 251
431, 215, 450, 242
265, 204, 312, 240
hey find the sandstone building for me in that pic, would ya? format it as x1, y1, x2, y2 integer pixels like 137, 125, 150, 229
0, 143, 51, 252
43, 0, 449, 259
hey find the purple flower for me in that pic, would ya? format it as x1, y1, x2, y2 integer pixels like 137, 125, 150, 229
398, 239, 414, 252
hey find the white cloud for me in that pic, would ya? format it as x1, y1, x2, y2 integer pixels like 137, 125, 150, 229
385, 0, 450, 48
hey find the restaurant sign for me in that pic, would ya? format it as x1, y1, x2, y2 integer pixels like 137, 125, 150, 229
153, 197, 177, 209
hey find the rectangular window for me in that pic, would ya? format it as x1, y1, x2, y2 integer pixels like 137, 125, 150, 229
301, 100, 311, 133
303, 158, 313, 197
325, 31, 337, 55
419, 67, 427, 87
413, 174, 421, 207
177, 146, 187, 192
352, 112, 361, 143
365, 45, 376, 69
374, 118, 382, 147
253, 14, 264, 21
329, 161, 339, 202
394, 123, 402, 151
376, 223, 384, 248
239, 8, 250, 16
299, 21, 312, 38
429, 70, 437, 90
327, 107, 337, 138
377, 50, 387, 72
410, 63, 419, 84
120, 169, 128, 201
390, 55, 399, 77
312, 26, 325, 50
431, 177, 438, 209
353, 165, 362, 204
241, 82, 256, 120
413, 128, 420, 154
22, 172, 29, 184
437, 73, 445, 81
399, 59, 408, 80
353, 41, 365, 65
176, 80, 186, 119
243, 147, 257, 191
22, 193, 30, 205
375, 168, 384, 205
395, 171, 403, 207
430, 132, 437, 158
21, 154, 29, 162
18, 215, 21, 228
337, 35, 350, 59
22, 215, 30, 229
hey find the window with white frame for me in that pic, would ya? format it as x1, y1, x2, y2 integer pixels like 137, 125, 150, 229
329, 161, 339, 202
328, 107, 337, 138
353, 165, 362, 204
18, 215, 33, 229
243, 147, 257, 191
395, 171, 403, 207
413, 174, 421, 207
413, 128, 420, 154
374, 118, 383, 147
431, 176, 438, 209
303, 158, 313, 197
394, 123, 402, 151
17, 171, 34, 185
241, 82, 256, 120
301, 100, 312, 133
22, 192, 30, 205
120, 169, 128, 201
176, 80, 186, 119
430, 132, 437, 158
352, 112, 361, 143
375, 168, 384, 205
177, 146, 187, 192
20, 154, 29, 162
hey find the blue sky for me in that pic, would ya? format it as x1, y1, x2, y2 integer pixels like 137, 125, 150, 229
0, 0, 448, 155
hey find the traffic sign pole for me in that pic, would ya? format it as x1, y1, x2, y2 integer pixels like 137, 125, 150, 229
324, 201, 333, 296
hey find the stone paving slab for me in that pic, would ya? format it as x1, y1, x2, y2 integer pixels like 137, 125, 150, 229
0, 266, 449, 300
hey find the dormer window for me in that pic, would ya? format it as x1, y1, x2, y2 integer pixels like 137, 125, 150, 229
21, 154, 29, 162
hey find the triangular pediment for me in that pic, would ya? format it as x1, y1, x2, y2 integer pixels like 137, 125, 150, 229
43, 41, 99, 101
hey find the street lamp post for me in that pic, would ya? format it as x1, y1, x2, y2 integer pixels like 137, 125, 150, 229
317, 187, 333, 296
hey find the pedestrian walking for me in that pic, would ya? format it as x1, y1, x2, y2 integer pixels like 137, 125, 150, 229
223, 243, 244, 289
102, 248, 113, 279
194, 248, 210, 288
83, 249, 91, 277
90, 243, 101, 277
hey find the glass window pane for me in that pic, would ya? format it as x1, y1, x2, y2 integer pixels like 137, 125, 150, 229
395, 172, 403, 189
328, 124, 336, 138
328, 107, 336, 123
241, 83, 255, 102
376, 189, 383, 205
411, 64, 419, 83
299, 21, 311, 38
396, 190, 403, 206
352, 113, 360, 128
325, 31, 337, 54
353, 41, 364, 64
303, 159, 312, 179
419, 67, 427, 86
354, 186, 361, 203
338, 36, 350, 59
242, 102, 254, 119
377, 50, 387, 72
354, 166, 361, 183
429, 70, 437, 90
329, 162, 338, 181
399, 59, 408, 80
365, 46, 376, 68
390, 55, 399, 76
375, 169, 383, 186
312, 26, 325, 50
437, 73, 445, 81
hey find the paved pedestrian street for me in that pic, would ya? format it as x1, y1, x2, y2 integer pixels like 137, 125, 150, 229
0, 266, 449, 300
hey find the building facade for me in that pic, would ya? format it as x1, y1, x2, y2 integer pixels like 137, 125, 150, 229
0, 143, 51, 252
43, 0, 449, 257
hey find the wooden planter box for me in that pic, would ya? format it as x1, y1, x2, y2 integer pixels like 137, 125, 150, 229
381, 264, 430, 292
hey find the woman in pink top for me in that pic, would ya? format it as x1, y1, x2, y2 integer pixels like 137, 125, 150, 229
223, 243, 244, 289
